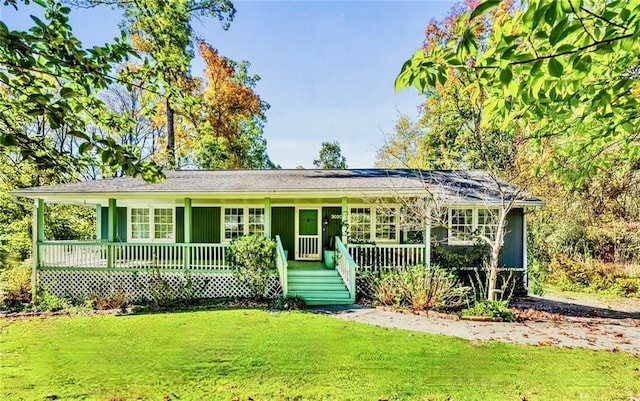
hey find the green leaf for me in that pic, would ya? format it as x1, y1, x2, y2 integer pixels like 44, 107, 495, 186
548, 58, 564, 77
470, 0, 502, 20
60, 87, 75, 98
499, 68, 513, 85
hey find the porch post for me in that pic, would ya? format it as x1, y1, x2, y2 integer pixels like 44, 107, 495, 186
424, 200, 431, 268
107, 198, 116, 269
32, 198, 44, 301
523, 211, 528, 291
341, 197, 348, 245
107, 198, 117, 242
264, 197, 271, 238
95, 204, 102, 240
184, 198, 192, 243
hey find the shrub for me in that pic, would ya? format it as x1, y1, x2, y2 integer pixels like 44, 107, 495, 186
270, 295, 306, 310
0, 263, 32, 311
89, 286, 129, 310
32, 290, 73, 312
462, 300, 514, 321
374, 265, 463, 311
229, 234, 276, 299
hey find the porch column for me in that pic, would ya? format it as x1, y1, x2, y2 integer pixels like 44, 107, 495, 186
107, 198, 117, 242
264, 197, 271, 238
424, 200, 431, 268
32, 198, 44, 301
341, 197, 348, 245
95, 204, 102, 240
184, 198, 192, 243
107, 198, 116, 269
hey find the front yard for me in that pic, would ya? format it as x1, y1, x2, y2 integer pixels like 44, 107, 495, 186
1, 309, 639, 400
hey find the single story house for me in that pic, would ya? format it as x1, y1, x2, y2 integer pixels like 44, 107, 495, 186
12, 169, 544, 305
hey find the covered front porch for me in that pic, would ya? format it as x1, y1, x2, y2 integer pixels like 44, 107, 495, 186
31, 196, 430, 305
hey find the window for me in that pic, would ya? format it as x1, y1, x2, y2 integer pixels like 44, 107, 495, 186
477, 208, 499, 240
131, 208, 150, 240
349, 206, 399, 243
224, 208, 245, 240
129, 207, 174, 242
248, 208, 265, 236
448, 208, 501, 245
223, 207, 265, 241
375, 207, 397, 241
154, 208, 174, 240
450, 208, 473, 243
349, 208, 371, 242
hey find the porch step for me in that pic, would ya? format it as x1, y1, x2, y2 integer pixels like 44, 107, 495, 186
286, 268, 352, 306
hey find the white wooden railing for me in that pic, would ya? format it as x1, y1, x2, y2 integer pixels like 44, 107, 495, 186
335, 237, 356, 302
38, 242, 230, 271
347, 243, 425, 271
275, 235, 288, 295
297, 235, 319, 260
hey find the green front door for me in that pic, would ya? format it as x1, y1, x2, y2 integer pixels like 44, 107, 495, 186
297, 209, 320, 260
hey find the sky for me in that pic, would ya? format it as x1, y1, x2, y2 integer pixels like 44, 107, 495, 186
2, 0, 456, 168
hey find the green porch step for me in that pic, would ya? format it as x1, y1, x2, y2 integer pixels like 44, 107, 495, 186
286, 268, 352, 306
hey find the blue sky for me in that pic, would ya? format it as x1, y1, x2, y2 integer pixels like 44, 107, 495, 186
3, 0, 455, 168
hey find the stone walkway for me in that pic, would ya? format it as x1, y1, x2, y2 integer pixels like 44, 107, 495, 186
312, 296, 640, 352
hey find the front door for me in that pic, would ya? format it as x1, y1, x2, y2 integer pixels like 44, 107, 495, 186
296, 208, 320, 260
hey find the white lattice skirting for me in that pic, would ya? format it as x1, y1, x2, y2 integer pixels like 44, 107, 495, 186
38, 270, 283, 302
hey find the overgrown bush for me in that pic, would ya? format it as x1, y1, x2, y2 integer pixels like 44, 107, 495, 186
374, 265, 464, 311
32, 290, 73, 312
461, 300, 514, 321
270, 294, 306, 310
89, 286, 129, 310
229, 234, 276, 299
430, 241, 489, 269
0, 263, 32, 311
546, 254, 640, 298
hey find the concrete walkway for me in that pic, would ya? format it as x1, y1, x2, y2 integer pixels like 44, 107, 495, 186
312, 302, 640, 352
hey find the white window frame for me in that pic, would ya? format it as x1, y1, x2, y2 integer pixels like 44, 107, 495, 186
222, 206, 265, 242
448, 207, 500, 246
127, 206, 176, 243
348, 205, 400, 244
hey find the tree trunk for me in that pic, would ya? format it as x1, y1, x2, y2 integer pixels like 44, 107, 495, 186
166, 97, 175, 169
487, 210, 506, 301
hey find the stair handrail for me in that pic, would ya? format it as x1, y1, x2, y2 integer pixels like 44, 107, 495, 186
335, 237, 357, 302
275, 235, 288, 295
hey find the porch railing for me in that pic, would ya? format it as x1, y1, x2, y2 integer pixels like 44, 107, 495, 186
335, 237, 356, 302
297, 235, 319, 260
38, 241, 230, 271
347, 243, 425, 271
275, 235, 288, 295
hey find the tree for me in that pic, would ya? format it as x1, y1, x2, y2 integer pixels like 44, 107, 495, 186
0, 0, 161, 181
396, 0, 640, 188
72, 0, 237, 168
313, 141, 347, 169
390, 0, 530, 301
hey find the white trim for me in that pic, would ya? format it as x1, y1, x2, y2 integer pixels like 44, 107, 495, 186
127, 206, 176, 243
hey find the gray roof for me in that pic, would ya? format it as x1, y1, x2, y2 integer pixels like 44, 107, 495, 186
11, 169, 544, 205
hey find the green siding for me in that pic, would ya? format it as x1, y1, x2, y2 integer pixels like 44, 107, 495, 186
321, 207, 342, 249
101, 207, 127, 242
175, 207, 184, 243
192, 207, 221, 243
272, 207, 295, 260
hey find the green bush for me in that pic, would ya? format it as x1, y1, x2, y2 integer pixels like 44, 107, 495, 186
462, 300, 514, 321
229, 235, 276, 299
32, 290, 73, 312
270, 295, 306, 310
374, 265, 463, 311
0, 263, 32, 311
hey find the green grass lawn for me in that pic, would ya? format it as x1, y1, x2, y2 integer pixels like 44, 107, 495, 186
1, 310, 639, 401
